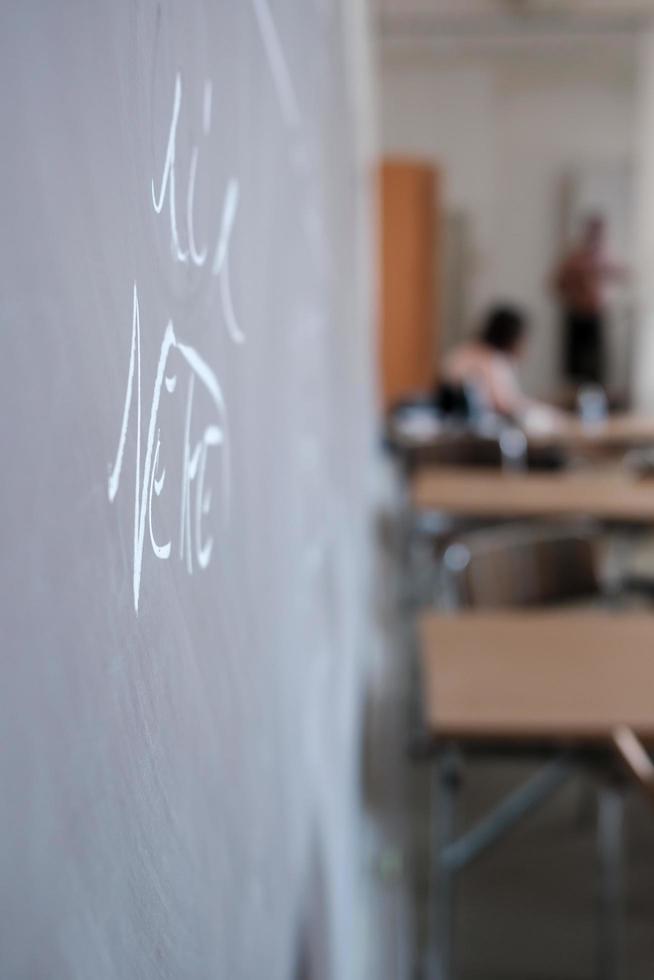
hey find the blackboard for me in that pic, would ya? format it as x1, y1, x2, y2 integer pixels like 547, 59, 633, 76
0, 2, 375, 976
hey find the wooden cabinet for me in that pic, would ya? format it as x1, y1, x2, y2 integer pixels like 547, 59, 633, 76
379, 158, 440, 408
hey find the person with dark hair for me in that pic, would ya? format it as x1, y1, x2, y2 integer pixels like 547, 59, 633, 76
552, 214, 625, 384
441, 305, 532, 418
481, 305, 526, 353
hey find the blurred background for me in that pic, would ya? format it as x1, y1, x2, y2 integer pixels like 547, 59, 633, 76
370, 3, 654, 979
377, 0, 647, 408
372, 0, 654, 980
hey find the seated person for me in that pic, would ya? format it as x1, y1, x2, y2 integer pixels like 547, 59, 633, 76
440, 305, 554, 425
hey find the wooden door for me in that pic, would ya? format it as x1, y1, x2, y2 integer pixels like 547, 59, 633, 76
379, 158, 439, 408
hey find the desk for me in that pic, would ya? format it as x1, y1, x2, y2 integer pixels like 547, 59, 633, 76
390, 414, 654, 471
411, 466, 654, 525
419, 611, 654, 980
421, 612, 654, 742
526, 413, 654, 453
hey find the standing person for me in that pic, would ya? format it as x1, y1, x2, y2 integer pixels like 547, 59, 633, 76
552, 214, 624, 385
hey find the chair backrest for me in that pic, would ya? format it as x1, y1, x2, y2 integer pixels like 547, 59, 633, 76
405, 433, 504, 471
403, 433, 566, 474
442, 525, 600, 609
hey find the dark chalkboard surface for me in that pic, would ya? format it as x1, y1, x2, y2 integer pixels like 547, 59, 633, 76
0, 2, 375, 976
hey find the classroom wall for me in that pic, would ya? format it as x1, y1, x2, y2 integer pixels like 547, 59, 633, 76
379, 39, 637, 397
635, 30, 654, 413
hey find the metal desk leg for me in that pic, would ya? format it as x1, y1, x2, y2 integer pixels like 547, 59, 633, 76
597, 781, 624, 980
429, 747, 462, 980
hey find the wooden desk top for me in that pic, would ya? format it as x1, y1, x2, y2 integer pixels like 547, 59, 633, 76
420, 612, 654, 743
390, 413, 654, 459
411, 467, 654, 524
526, 413, 654, 451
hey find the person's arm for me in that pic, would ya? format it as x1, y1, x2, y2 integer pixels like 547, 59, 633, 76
486, 356, 524, 417
487, 356, 569, 428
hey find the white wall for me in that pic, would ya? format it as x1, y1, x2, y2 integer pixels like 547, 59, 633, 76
635, 31, 654, 413
379, 40, 637, 396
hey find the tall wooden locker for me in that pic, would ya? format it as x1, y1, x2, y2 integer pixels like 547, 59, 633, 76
379, 158, 440, 409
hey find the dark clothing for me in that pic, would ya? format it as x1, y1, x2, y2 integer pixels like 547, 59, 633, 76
563, 309, 604, 384
433, 381, 473, 419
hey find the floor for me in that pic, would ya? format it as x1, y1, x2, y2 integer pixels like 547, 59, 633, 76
409, 759, 654, 979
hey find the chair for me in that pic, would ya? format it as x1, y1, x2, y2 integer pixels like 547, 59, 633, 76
440, 524, 602, 610
405, 433, 505, 472
393, 428, 565, 475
